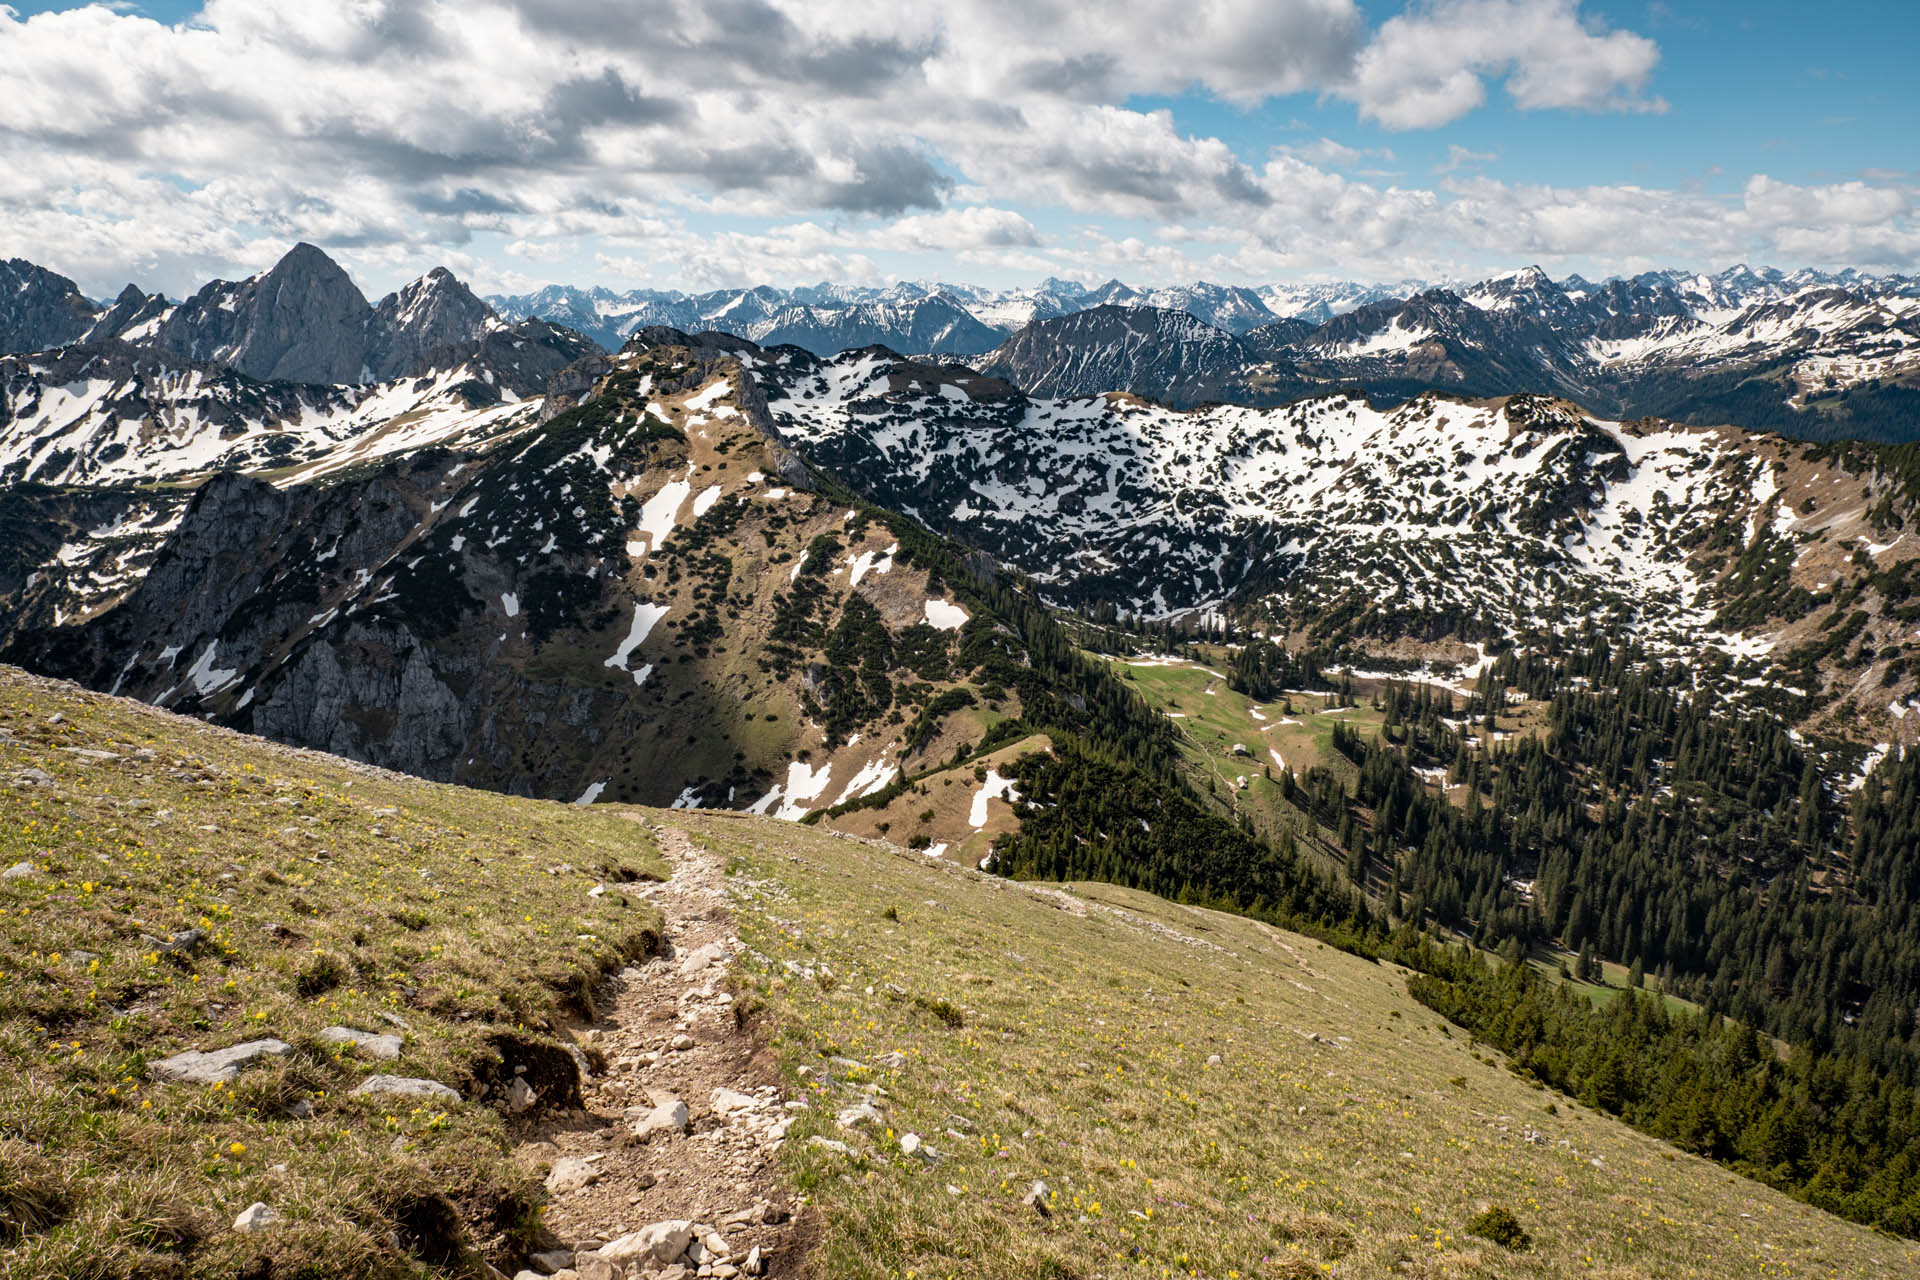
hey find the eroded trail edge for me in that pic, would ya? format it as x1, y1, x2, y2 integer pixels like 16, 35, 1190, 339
509, 819, 805, 1280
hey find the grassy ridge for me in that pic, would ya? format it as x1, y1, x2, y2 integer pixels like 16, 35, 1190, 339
0, 667, 667, 1279
688, 810, 1919, 1280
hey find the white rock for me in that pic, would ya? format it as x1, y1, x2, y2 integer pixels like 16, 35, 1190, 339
545, 1154, 605, 1195
670, 1034, 696, 1051
353, 1075, 461, 1102
596, 1220, 694, 1266
677, 942, 727, 975
2, 860, 36, 879
899, 1133, 922, 1157
807, 1136, 850, 1155
743, 1244, 764, 1275
633, 1098, 690, 1141
233, 1202, 280, 1232
527, 1248, 575, 1274
318, 1026, 404, 1060
710, 1088, 757, 1115
152, 1039, 291, 1085
836, 1100, 883, 1130
506, 1077, 539, 1113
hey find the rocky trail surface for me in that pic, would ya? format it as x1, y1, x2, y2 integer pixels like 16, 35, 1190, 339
507, 820, 807, 1280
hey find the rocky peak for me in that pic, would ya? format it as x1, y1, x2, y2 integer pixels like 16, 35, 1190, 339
153, 242, 373, 386
0, 258, 98, 356
84, 283, 172, 344
369, 267, 497, 381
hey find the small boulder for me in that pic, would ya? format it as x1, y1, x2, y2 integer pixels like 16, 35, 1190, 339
677, 941, 728, 975
142, 927, 205, 955
2, 860, 37, 879
874, 1051, 907, 1070
899, 1132, 923, 1157
353, 1075, 461, 1103
743, 1245, 764, 1276
545, 1156, 601, 1195
633, 1098, 689, 1142
710, 1088, 757, 1115
319, 1026, 403, 1061
152, 1039, 292, 1085
506, 1077, 539, 1113
527, 1248, 575, 1274
669, 1033, 695, 1052
234, 1202, 281, 1233
596, 1219, 693, 1267
807, 1136, 850, 1155
836, 1100, 883, 1130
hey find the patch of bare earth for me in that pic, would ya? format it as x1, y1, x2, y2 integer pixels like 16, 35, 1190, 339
507, 820, 811, 1280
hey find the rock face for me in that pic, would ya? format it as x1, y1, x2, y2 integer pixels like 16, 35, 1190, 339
84, 284, 172, 345
155, 243, 374, 386
0, 258, 97, 355
974, 304, 1303, 404
0, 244, 603, 400
369, 267, 496, 382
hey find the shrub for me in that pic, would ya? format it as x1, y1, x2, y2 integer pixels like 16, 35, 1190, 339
294, 950, 347, 998
1464, 1205, 1530, 1251
913, 995, 966, 1028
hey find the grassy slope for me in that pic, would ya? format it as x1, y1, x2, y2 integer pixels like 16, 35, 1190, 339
5, 662, 1911, 1279
0, 667, 667, 1280
685, 810, 1918, 1280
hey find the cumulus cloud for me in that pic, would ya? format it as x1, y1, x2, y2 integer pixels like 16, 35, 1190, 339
1346, 0, 1663, 129
0, 0, 1909, 294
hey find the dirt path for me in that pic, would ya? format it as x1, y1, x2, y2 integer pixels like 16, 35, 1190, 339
508, 820, 806, 1280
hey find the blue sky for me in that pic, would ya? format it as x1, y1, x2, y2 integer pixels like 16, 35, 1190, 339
1, 0, 1915, 297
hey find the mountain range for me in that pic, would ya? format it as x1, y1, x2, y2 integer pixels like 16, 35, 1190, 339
11, 246, 1920, 1253
494, 263, 1920, 441
8, 246, 1917, 447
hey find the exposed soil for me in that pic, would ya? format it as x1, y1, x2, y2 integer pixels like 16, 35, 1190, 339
508, 820, 809, 1279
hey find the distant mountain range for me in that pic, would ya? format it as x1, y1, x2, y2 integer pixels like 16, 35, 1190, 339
489, 264, 1920, 441
5, 247, 1918, 459
484, 276, 1410, 354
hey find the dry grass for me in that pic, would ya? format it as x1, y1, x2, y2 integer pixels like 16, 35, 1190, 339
683, 809, 1920, 1280
0, 667, 667, 1279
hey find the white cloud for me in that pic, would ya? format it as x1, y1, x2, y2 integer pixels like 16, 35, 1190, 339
1347, 0, 1663, 129
0, 0, 1909, 296
1436, 144, 1499, 173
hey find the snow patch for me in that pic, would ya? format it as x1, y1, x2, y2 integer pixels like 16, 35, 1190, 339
969, 769, 1020, 828
606, 601, 669, 683
849, 542, 898, 588
924, 598, 969, 630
